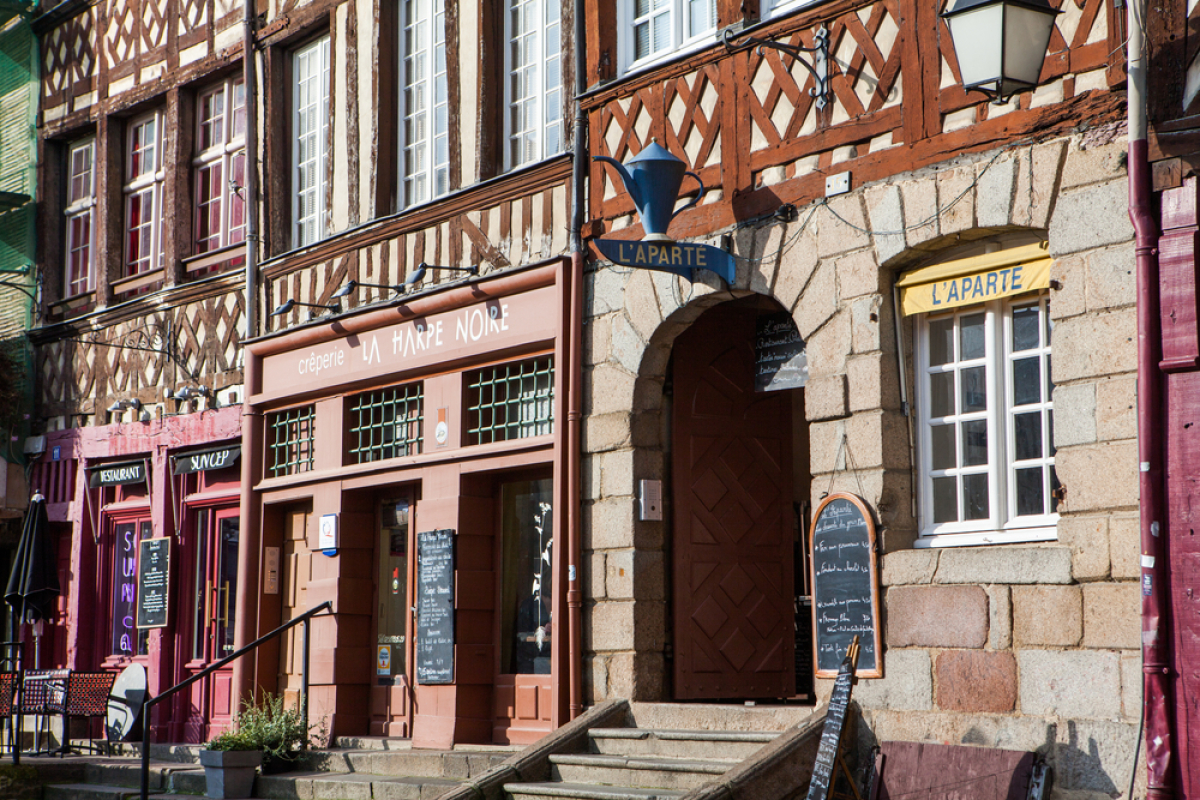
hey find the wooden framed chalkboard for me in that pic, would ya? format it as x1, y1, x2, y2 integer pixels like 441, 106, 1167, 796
136, 537, 171, 629
810, 493, 882, 678
416, 529, 455, 685
754, 311, 808, 393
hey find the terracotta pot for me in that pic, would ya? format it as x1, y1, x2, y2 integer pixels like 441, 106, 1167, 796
199, 749, 263, 799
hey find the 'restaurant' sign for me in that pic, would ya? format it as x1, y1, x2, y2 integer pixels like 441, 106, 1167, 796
258, 285, 558, 399
172, 444, 241, 475
90, 460, 147, 488
594, 238, 735, 284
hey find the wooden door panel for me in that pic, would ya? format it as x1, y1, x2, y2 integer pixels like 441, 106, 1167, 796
673, 304, 795, 700
279, 509, 310, 704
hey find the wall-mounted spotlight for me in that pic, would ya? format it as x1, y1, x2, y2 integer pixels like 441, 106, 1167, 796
404, 262, 480, 288
331, 279, 406, 300
270, 298, 342, 318
173, 385, 210, 402
107, 398, 142, 414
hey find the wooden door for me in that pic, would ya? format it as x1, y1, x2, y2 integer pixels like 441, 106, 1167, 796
278, 508, 311, 708
671, 304, 796, 699
182, 505, 241, 742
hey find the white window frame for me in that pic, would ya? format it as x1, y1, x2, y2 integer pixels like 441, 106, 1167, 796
292, 36, 330, 248
64, 137, 96, 297
760, 0, 823, 21
193, 76, 247, 257
618, 0, 718, 76
123, 111, 166, 277
915, 294, 1058, 547
503, 0, 564, 171
399, 0, 448, 208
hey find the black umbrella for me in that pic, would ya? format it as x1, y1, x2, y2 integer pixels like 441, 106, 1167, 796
5, 495, 60, 624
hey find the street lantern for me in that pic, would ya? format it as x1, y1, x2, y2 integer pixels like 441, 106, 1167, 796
941, 0, 1061, 104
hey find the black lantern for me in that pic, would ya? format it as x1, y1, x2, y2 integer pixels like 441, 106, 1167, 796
942, 0, 1061, 104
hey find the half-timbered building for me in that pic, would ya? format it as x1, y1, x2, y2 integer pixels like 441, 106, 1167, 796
578, 0, 1146, 793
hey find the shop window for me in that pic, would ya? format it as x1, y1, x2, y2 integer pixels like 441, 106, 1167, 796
466, 355, 555, 445
347, 382, 424, 463
620, 0, 716, 74
267, 405, 316, 478
64, 138, 96, 297
193, 76, 247, 271
191, 508, 240, 661
124, 111, 165, 277
504, 0, 563, 170
398, 0, 449, 207
111, 519, 152, 657
499, 477, 553, 674
293, 36, 330, 247
916, 295, 1057, 544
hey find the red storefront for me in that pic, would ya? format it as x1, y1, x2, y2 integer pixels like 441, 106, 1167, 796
234, 261, 573, 747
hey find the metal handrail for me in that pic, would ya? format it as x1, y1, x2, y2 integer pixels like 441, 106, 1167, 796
139, 601, 333, 800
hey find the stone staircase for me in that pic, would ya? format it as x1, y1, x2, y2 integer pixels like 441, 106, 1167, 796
33, 739, 516, 800
29, 702, 825, 800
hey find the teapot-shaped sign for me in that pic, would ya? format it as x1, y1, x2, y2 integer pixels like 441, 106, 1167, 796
593, 140, 705, 242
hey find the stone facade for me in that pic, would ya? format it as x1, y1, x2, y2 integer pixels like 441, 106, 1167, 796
581, 126, 1142, 796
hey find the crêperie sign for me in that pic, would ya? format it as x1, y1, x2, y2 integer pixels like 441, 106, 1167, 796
809, 493, 882, 678
136, 537, 171, 629
416, 529, 455, 685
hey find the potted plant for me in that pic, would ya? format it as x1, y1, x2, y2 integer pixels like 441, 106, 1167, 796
201, 694, 325, 798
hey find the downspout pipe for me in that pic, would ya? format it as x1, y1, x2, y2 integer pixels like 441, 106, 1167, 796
243, 0, 260, 340
566, 0, 587, 720
1128, 0, 1175, 794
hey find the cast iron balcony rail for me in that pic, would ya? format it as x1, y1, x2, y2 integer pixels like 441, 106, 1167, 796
139, 600, 334, 800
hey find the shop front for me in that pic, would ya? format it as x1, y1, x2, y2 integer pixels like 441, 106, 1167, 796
237, 261, 572, 747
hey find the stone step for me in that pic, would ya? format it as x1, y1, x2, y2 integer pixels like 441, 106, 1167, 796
549, 753, 731, 790
627, 702, 819, 733
82, 759, 202, 789
44, 785, 140, 800
255, 770, 464, 800
587, 728, 777, 760
310, 747, 511, 777
505, 780, 687, 800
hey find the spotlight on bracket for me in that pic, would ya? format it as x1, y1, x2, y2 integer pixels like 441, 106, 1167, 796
403, 262, 480, 288
331, 279, 406, 299
173, 385, 210, 402
270, 298, 342, 318
106, 398, 142, 414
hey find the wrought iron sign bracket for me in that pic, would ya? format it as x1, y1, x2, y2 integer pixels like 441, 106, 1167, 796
723, 25, 830, 109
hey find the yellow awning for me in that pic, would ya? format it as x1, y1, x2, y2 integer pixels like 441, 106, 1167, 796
897, 242, 1052, 316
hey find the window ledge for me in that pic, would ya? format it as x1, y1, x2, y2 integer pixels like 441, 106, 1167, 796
184, 243, 245, 275
884, 540, 1072, 587
112, 269, 163, 296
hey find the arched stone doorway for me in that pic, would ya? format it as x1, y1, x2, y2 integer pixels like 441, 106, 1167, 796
668, 295, 812, 701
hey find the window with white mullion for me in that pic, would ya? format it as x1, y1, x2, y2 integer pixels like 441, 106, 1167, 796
293, 37, 330, 248
194, 77, 247, 257
624, 0, 715, 73
504, 0, 563, 170
1005, 298, 1058, 524
65, 138, 95, 297
400, 0, 448, 207
124, 112, 165, 277
922, 309, 997, 532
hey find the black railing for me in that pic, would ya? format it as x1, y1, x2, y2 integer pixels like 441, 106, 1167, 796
139, 601, 333, 800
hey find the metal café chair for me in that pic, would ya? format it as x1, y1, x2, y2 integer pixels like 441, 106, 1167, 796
19, 669, 68, 755
0, 673, 15, 756
45, 671, 118, 756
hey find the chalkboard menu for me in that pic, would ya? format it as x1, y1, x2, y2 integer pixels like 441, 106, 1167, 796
136, 537, 171, 629
755, 312, 808, 392
810, 493, 882, 678
805, 654, 858, 800
416, 529, 455, 685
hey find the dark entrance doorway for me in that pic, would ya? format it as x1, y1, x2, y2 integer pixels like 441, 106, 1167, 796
670, 298, 810, 700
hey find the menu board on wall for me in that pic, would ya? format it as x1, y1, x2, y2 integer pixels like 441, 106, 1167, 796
136, 537, 171, 629
810, 493, 882, 678
416, 529, 456, 685
754, 312, 808, 393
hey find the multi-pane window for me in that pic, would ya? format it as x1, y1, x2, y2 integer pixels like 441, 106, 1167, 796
293, 36, 330, 248
124, 112, 165, 277
347, 383, 425, 463
467, 356, 555, 445
626, 0, 716, 70
267, 405, 316, 478
64, 138, 95, 296
194, 77, 247, 260
505, 0, 563, 169
400, 0, 448, 206
917, 295, 1057, 544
